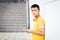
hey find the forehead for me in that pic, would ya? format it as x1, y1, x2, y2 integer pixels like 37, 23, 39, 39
31, 7, 38, 10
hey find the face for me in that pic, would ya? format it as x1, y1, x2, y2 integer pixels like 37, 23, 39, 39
31, 7, 40, 17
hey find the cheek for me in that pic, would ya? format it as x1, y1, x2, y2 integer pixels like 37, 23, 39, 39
35, 12, 39, 15
35, 11, 38, 14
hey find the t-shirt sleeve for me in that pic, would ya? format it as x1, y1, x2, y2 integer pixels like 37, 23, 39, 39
38, 19, 45, 29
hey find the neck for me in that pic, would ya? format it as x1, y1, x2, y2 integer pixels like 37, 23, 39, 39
33, 15, 40, 21
35, 15, 40, 18
35, 15, 40, 19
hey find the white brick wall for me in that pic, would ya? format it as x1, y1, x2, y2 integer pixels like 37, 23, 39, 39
0, 32, 31, 40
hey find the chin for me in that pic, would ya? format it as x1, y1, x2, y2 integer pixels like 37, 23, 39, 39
34, 15, 36, 17
33, 15, 37, 17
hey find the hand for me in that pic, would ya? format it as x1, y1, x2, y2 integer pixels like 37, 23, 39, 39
26, 29, 33, 33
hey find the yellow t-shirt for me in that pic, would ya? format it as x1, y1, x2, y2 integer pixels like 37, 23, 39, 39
32, 16, 45, 40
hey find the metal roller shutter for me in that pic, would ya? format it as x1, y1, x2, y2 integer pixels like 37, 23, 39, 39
0, 0, 29, 32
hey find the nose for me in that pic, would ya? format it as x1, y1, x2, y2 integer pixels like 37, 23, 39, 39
32, 10, 35, 13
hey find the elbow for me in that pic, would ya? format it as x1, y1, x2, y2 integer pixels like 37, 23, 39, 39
41, 33, 45, 36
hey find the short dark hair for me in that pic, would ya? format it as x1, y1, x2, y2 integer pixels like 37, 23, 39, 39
31, 4, 40, 10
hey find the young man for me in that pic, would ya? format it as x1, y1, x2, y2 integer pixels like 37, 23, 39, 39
26, 4, 45, 40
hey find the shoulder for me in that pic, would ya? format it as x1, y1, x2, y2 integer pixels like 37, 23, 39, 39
38, 17, 45, 22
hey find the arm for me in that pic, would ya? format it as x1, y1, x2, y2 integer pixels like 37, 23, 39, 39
32, 28, 45, 36
26, 28, 45, 36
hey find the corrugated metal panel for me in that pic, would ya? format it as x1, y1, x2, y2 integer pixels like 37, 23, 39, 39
0, 3, 29, 32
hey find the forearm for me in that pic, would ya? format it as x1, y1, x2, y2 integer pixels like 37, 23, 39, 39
32, 31, 45, 36
26, 29, 45, 36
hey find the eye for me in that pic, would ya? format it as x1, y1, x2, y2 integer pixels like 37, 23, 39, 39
34, 9, 36, 11
32, 10, 33, 11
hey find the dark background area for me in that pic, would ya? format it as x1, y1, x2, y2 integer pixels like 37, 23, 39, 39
0, 0, 26, 3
